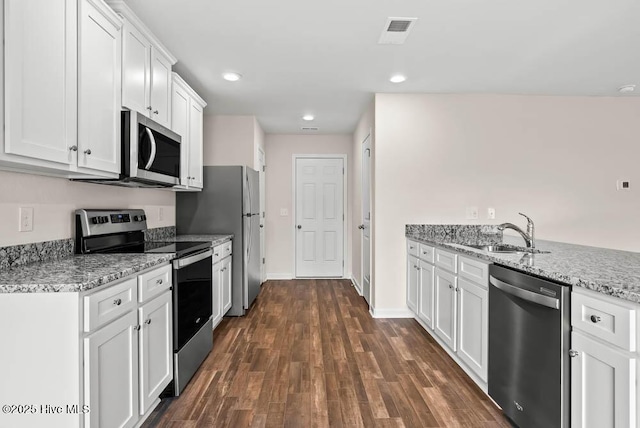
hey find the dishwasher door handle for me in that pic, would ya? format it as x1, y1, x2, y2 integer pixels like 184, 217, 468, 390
490, 275, 559, 310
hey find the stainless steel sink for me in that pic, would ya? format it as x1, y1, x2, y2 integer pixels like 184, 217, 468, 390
465, 244, 550, 254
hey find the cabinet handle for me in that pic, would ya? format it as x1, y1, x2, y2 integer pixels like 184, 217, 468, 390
215, 253, 219, 256
569, 349, 579, 358
69, 145, 78, 152
448, 284, 453, 289
146, 106, 153, 111
113, 298, 122, 306
84, 149, 92, 155
409, 246, 414, 249
590, 315, 601, 323
153, 110, 159, 114
156, 279, 163, 285
145, 319, 151, 325
134, 325, 141, 331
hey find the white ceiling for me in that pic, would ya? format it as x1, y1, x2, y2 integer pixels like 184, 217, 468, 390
124, 0, 640, 134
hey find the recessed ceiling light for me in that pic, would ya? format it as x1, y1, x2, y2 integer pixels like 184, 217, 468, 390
302, 114, 315, 121
390, 74, 406, 83
222, 72, 242, 82
618, 84, 636, 93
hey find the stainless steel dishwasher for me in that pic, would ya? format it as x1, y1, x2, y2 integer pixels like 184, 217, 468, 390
488, 264, 570, 428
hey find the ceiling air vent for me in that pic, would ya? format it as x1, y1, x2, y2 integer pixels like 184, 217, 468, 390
301, 127, 319, 131
378, 17, 418, 45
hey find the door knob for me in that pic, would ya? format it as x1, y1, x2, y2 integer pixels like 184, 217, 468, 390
297, 225, 302, 229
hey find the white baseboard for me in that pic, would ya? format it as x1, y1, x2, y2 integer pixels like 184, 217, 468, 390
265, 273, 293, 280
370, 307, 415, 319
351, 275, 362, 295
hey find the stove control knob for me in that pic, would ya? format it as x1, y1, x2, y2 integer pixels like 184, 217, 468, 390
101, 216, 109, 224
133, 215, 139, 221
91, 217, 99, 224
142, 215, 147, 221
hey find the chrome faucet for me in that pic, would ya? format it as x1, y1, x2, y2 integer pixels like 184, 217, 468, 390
498, 212, 535, 249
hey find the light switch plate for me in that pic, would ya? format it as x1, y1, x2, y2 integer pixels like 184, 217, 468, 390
280, 208, 289, 216
19, 207, 34, 232
465, 206, 479, 220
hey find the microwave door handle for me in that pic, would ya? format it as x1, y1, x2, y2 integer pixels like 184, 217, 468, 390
144, 128, 157, 170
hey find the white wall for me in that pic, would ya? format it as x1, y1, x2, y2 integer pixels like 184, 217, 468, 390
351, 101, 374, 296
0, 171, 175, 246
264, 134, 353, 279
373, 93, 640, 312
202, 115, 255, 167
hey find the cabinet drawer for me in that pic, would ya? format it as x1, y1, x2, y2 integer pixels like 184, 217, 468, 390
407, 240, 419, 258
84, 277, 137, 332
213, 244, 224, 264
572, 289, 636, 352
222, 240, 232, 257
138, 264, 172, 303
435, 249, 457, 273
458, 256, 489, 287
418, 243, 434, 263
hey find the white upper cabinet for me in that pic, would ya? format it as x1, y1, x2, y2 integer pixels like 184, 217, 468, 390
77, 0, 122, 174
107, 0, 177, 129
4, 0, 77, 167
171, 73, 206, 191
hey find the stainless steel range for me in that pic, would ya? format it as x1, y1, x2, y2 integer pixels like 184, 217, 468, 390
75, 209, 213, 396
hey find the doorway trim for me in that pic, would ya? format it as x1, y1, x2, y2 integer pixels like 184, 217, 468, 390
292, 154, 348, 279
360, 131, 371, 302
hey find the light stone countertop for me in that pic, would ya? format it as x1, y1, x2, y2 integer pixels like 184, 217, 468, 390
0, 253, 175, 294
406, 230, 640, 304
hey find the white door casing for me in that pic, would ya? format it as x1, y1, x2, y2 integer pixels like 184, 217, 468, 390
258, 148, 266, 283
294, 156, 345, 278
361, 134, 371, 304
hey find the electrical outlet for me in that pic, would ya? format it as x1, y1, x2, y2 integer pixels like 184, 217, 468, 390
280, 208, 289, 216
158, 207, 164, 221
19, 207, 34, 232
487, 208, 496, 219
465, 206, 479, 220
616, 180, 630, 190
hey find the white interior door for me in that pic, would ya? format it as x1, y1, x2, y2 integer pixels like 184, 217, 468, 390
361, 135, 371, 304
258, 148, 266, 283
295, 157, 344, 277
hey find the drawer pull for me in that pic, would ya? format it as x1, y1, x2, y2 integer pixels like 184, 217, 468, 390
156, 279, 163, 285
590, 315, 602, 323
569, 349, 579, 358
409, 246, 414, 249
215, 253, 219, 256
449, 284, 453, 289
145, 319, 152, 325
113, 298, 122, 306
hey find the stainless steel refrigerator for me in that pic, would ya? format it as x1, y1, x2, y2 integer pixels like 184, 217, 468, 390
176, 166, 261, 316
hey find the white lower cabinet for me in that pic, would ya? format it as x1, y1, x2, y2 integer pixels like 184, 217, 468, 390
84, 311, 139, 428
212, 241, 233, 329
570, 287, 638, 428
434, 267, 457, 351
138, 291, 173, 415
406, 239, 489, 390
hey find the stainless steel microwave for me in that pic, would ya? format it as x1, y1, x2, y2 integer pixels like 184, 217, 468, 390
121, 110, 181, 187
73, 110, 181, 188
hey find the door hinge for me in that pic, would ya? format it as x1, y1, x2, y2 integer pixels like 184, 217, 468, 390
262, 257, 265, 264
262, 165, 266, 172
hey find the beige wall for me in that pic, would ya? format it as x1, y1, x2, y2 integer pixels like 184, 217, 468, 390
265, 134, 353, 278
0, 171, 175, 246
373, 93, 640, 312
202, 115, 255, 167
351, 102, 374, 297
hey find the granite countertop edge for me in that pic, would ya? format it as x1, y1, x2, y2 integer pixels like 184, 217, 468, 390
405, 232, 640, 305
0, 254, 175, 294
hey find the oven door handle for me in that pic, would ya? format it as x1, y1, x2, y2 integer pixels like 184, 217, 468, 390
489, 275, 559, 310
174, 249, 213, 269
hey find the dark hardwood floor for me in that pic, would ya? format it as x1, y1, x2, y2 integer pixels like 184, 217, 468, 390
143, 279, 511, 427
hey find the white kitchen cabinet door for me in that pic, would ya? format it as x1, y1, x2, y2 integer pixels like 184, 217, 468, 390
4, 0, 77, 166
171, 79, 191, 187
138, 291, 172, 415
434, 268, 457, 351
407, 254, 419, 314
121, 21, 151, 115
149, 48, 172, 128
221, 255, 233, 314
456, 277, 488, 382
77, 0, 122, 174
417, 260, 435, 329
571, 331, 636, 428
187, 99, 204, 189
84, 311, 139, 428
212, 261, 222, 328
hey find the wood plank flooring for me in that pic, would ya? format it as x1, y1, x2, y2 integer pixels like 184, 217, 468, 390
143, 279, 511, 427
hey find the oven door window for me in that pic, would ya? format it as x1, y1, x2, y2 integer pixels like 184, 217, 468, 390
138, 124, 180, 178
174, 255, 212, 350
